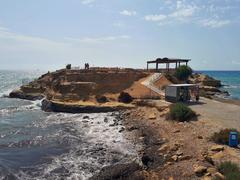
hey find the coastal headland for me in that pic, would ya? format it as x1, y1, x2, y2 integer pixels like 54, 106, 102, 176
8, 67, 240, 179
9, 67, 228, 113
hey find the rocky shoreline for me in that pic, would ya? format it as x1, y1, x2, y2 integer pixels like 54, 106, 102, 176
93, 101, 240, 180
41, 99, 132, 113
91, 109, 169, 180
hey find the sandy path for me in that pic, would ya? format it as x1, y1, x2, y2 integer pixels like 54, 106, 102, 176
190, 98, 240, 129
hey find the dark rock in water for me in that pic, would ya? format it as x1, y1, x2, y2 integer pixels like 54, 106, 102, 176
127, 126, 139, 131
119, 127, 125, 133
9, 89, 44, 101
41, 99, 53, 112
104, 117, 108, 123
90, 161, 141, 180
83, 116, 89, 119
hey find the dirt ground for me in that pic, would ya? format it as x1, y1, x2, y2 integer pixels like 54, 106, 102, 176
122, 98, 240, 180
190, 97, 240, 129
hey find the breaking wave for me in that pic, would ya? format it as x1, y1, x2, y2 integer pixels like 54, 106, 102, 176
0, 112, 139, 180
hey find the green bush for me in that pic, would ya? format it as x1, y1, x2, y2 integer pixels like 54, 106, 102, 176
167, 103, 196, 122
175, 65, 193, 81
217, 161, 240, 180
66, 64, 71, 70
95, 95, 108, 103
118, 92, 133, 104
211, 129, 240, 145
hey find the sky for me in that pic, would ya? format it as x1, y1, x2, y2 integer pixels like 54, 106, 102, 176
0, 0, 240, 71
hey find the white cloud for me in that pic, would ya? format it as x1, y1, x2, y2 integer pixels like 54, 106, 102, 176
170, 6, 196, 18
145, 1, 198, 24
0, 27, 67, 47
65, 35, 131, 43
170, 1, 198, 19
81, 0, 95, 5
120, 10, 137, 16
200, 19, 231, 28
144, 14, 167, 21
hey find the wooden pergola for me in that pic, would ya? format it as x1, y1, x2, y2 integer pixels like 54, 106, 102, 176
147, 57, 191, 72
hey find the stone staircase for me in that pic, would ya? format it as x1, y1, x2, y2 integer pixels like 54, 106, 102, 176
141, 73, 165, 96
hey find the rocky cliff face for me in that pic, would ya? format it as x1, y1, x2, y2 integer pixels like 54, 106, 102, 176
189, 73, 228, 98
9, 68, 150, 102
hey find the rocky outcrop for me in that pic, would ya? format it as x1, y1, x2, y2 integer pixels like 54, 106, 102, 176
9, 89, 44, 101
41, 99, 131, 113
9, 68, 149, 102
89, 161, 141, 180
189, 73, 229, 98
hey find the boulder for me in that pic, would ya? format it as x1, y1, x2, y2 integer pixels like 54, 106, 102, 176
207, 167, 217, 174
194, 165, 207, 177
204, 154, 214, 165
176, 151, 183, 156
158, 144, 169, 152
178, 155, 192, 161
211, 151, 224, 159
41, 99, 53, 112
171, 155, 178, 162
210, 145, 224, 152
90, 161, 141, 180
148, 113, 156, 120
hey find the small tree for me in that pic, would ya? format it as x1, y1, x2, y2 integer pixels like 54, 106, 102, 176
175, 65, 192, 81
118, 92, 133, 104
66, 64, 71, 70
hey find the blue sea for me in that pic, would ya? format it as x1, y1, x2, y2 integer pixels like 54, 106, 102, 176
0, 70, 137, 179
199, 71, 240, 100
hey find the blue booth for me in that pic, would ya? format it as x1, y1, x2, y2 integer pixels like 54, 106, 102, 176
229, 131, 238, 147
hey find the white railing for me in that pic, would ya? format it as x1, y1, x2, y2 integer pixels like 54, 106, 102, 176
141, 73, 164, 96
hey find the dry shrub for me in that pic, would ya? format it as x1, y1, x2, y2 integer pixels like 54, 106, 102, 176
211, 129, 240, 145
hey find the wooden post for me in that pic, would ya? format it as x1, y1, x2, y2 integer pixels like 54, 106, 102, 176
156, 62, 159, 71
147, 63, 149, 70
